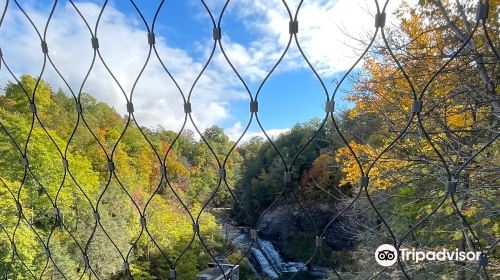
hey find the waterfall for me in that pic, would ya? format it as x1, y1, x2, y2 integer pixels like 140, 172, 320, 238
250, 247, 280, 279
259, 240, 283, 267
231, 232, 307, 279
251, 239, 306, 278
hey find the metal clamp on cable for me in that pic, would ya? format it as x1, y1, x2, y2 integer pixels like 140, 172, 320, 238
250, 229, 258, 241
93, 211, 100, 221
126, 102, 134, 113
75, 102, 83, 113
10, 242, 16, 253
325, 100, 334, 113
284, 171, 293, 183
160, 164, 167, 176
479, 254, 488, 267
289, 20, 298, 34
83, 254, 90, 266
123, 261, 129, 271
41, 41, 48, 54
375, 13, 386, 28
315, 236, 324, 247
45, 248, 51, 258
148, 32, 156, 45
16, 202, 22, 215
91, 37, 99, 49
108, 161, 115, 171
169, 269, 177, 279
140, 216, 146, 228
53, 207, 60, 218
29, 103, 36, 113
193, 223, 199, 234
360, 176, 369, 188
411, 100, 423, 113
476, 2, 489, 20
213, 27, 221, 40
62, 158, 69, 168
21, 157, 28, 167
184, 102, 192, 114
250, 100, 258, 113
218, 168, 225, 179
447, 180, 457, 193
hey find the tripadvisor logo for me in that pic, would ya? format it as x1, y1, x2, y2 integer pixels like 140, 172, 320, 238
375, 244, 398, 266
375, 244, 482, 267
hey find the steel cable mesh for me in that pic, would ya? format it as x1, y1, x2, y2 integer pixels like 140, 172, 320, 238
0, 0, 498, 279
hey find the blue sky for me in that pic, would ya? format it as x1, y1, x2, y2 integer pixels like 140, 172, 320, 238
0, 0, 392, 140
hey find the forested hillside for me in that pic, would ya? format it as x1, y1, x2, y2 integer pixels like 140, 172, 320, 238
0, 75, 244, 279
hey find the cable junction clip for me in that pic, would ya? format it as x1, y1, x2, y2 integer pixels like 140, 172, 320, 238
218, 168, 225, 179
375, 13, 386, 28
447, 180, 457, 193
83, 254, 90, 266
184, 102, 192, 114
169, 269, 177, 279
360, 176, 369, 188
250, 229, 258, 241
148, 32, 156, 45
126, 102, 134, 113
140, 216, 147, 228
476, 2, 489, 20
21, 157, 28, 167
123, 261, 129, 271
29, 103, 36, 113
289, 20, 298, 34
91, 37, 99, 49
315, 236, 324, 247
108, 161, 115, 171
325, 100, 335, 113
75, 102, 83, 113
41, 41, 48, 54
62, 158, 69, 168
250, 100, 258, 113
213, 27, 221, 40
411, 100, 423, 113
16, 202, 22, 215
93, 211, 100, 221
479, 254, 488, 267
53, 207, 60, 217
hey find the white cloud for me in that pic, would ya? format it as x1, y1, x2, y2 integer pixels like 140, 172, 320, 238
0, 0, 404, 141
0, 1, 246, 135
216, 0, 402, 78
226, 122, 289, 144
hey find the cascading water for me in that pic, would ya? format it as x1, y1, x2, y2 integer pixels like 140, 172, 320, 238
229, 228, 308, 279
249, 238, 306, 278
250, 247, 280, 278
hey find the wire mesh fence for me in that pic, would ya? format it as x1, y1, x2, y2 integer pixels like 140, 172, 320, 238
0, 0, 498, 279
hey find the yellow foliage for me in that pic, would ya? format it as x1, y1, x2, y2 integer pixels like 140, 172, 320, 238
463, 206, 478, 217
480, 218, 491, 225
335, 141, 408, 190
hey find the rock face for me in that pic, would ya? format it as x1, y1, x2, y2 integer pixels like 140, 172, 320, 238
258, 204, 358, 260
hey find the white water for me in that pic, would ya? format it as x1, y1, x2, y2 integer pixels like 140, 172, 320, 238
251, 247, 280, 278
230, 230, 306, 279
250, 238, 306, 278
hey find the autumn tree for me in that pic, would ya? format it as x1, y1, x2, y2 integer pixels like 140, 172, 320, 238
333, 0, 499, 278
